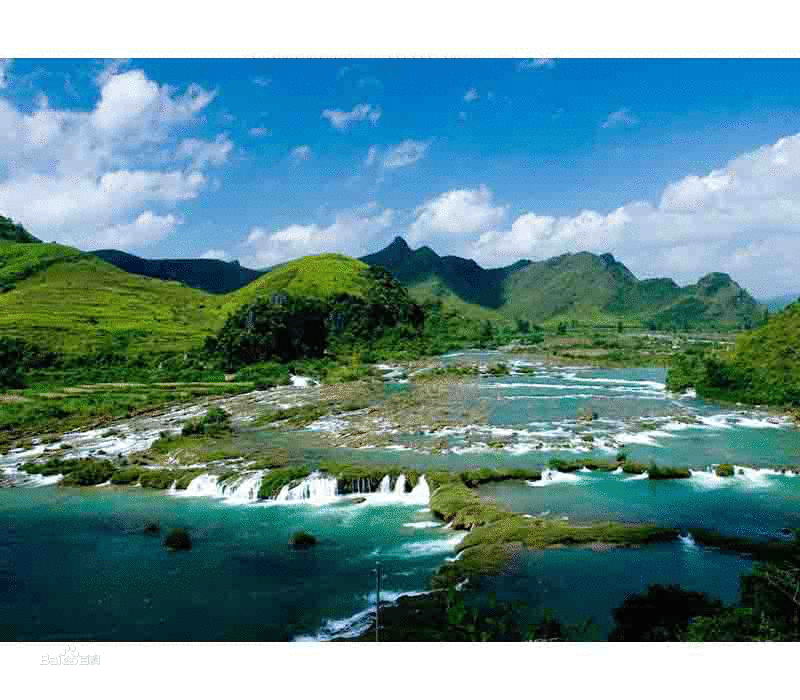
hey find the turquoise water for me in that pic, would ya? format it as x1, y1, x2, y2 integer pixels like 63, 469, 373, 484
480, 470, 800, 540
490, 544, 754, 639
2, 361, 799, 641
0, 486, 457, 641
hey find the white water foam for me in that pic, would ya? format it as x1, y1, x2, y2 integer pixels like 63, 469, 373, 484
531, 469, 583, 486
623, 472, 648, 481
395, 533, 467, 557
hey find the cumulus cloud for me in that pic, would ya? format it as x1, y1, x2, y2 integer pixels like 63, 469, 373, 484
463, 88, 479, 103
516, 58, 556, 71
461, 132, 800, 296
93, 212, 181, 249
248, 127, 268, 137
383, 140, 430, 169
176, 134, 232, 168
407, 186, 508, 247
601, 108, 637, 129
0, 68, 225, 249
241, 208, 394, 268
289, 145, 312, 162
321, 103, 381, 131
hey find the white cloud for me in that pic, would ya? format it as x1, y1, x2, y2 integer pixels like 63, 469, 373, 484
93, 211, 181, 248
0, 68, 225, 250
321, 103, 381, 131
364, 145, 379, 167
408, 186, 508, 247
200, 248, 230, 260
248, 127, 268, 137
601, 108, 637, 129
0, 58, 13, 89
251, 76, 272, 88
289, 145, 312, 162
516, 58, 556, 71
176, 134, 232, 168
241, 208, 394, 268
92, 69, 216, 142
462, 131, 800, 296
463, 88, 479, 103
383, 140, 430, 169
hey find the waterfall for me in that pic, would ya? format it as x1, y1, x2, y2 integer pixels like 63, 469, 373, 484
408, 475, 429, 504
167, 480, 178, 494
393, 474, 407, 495
379, 475, 391, 494
222, 471, 264, 503
183, 473, 221, 497
275, 471, 338, 503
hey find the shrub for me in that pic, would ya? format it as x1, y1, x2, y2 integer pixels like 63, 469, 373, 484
181, 407, 232, 437
164, 528, 192, 551
290, 531, 317, 549
60, 460, 115, 486
110, 467, 143, 485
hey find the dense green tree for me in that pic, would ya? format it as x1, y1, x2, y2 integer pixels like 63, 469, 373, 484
609, 584, 723, 641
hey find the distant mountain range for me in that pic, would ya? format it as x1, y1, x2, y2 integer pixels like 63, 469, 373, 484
361, 236, 766, 329
92, 249, 265, 295
761, 293, 800, 312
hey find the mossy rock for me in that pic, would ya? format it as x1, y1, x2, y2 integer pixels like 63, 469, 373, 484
164, 528, 192, 551
290, 531, 317, 549
647, 466, 691, 480
715, 463, 735, 477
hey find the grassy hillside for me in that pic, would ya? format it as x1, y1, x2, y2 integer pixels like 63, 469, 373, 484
221, 254, 373, 315
667, 301, 800, 406
0, 241, 85, 292
0, 252, 219, 353
92, 249, 264, 294
0, 246, 404, 354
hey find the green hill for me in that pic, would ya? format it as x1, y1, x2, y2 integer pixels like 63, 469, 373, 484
0, 215, 40, 244
221, 254, 373, 315
667, 302, 800, 406
362, 236, 525, 309
0, 244, 403, 354
362, 238, 765, 329
92, 249, 264, 294
0, 245, 220, 353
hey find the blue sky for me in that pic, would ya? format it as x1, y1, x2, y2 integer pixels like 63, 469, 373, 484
1, 57, 800, 297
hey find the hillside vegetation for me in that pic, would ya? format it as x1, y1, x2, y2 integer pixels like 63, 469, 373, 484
667, 302, 800, 406
363, 237, 766, 330
0, 252, 219, 353
0, 215, 40, 244
93, 249, 264, 294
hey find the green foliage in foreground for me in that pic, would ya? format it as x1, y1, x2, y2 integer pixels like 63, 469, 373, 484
667, 302, 800, 406
609, 584, 724, 641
